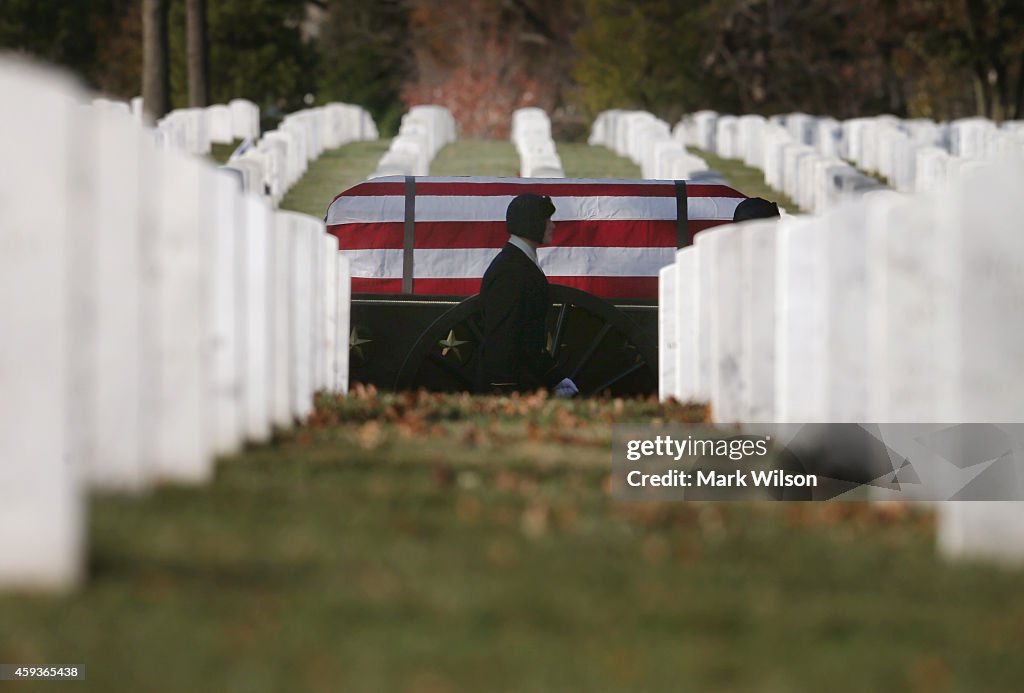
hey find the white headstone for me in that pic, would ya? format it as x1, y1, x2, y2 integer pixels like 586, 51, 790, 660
143, 149, 213, 483
824, 199, 873, 422
709, 225, 744, 423
865, 194, 942, 421
0, 61, 85, 590
311, 222, 326, 392
208, 173, 243, 456
241, 196, 272, 442
739, 219, 778, 422
695, 231, 715, 402
774, 216, 827, 422
936, 157, 1024, 564
335, 255, 352, 395
90, 105, 148, 490
674, 247, 699, 402
270, 212, 293, 427
322, 234, 340, 393
287, 214, 315, 421
658, 265, 677, 401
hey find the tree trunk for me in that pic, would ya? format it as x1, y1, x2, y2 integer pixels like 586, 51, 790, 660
142, 0, 170, 121
186, 0, 209, 107
1014, 53, 1024, 120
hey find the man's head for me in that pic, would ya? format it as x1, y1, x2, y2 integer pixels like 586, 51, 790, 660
507, 193, 556, 246
733, 197, 781, 223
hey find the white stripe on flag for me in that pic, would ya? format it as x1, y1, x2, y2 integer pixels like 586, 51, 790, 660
339, 246, 676, 279
328, 195, 741, 224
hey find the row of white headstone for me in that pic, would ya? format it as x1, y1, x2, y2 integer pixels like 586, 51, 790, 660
657, 154, 1024, 563
511, 107, 564, 178
589, 109, 709, 180
227, 103, 378, 204
97, 96, 262, 155
370, 105, 457, 178
678, 111, 883, 213
0, 57, 353, 591
678, 110, 1024, 211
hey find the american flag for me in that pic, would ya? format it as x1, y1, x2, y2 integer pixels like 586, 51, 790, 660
326, 176, 745, 299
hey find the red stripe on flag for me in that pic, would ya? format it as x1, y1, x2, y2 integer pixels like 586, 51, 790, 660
351, 278, 404, 294
329, 218, 732, 250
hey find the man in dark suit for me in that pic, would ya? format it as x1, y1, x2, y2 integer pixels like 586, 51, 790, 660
478, 193, 578, 397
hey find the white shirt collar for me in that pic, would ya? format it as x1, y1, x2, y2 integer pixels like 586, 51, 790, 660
508, 234, 541, 269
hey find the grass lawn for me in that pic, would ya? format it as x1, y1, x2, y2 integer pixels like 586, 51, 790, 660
1, 392, 1021, 691
280, 139, 393, 218
689, 147, 803, 213
559, 143, 641, 179
429, 140, 520, 176
209, 140, 242, 165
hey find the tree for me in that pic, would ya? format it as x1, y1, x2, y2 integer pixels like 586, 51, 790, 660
402, 0, 584, 138
315, 0, 412, 135
166, 0, 315, 114
572, 0, 721, 122
924, 0, 1024, 120
0, 0, 139, 98
185, 0, 209, 107
142, 0, 170, 119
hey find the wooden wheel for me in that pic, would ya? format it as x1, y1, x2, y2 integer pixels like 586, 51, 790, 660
394, 286, 657, 396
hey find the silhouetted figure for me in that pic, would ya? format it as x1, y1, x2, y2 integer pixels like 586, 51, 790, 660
733, 196, 781, 223
478, 193, 577, 397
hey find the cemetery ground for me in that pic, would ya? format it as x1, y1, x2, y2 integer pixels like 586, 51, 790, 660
689, 147, 802, 213
1, 391, 1023, 691
6, 138, 1016, 690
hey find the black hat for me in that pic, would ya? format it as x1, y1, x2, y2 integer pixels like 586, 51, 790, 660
733, 197, 781, 223
506, 193, 556, 243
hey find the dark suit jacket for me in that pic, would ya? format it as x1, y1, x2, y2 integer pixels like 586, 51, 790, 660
478, 243, 563, 392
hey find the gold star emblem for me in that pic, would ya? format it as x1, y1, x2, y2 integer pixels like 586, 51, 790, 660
350, 326, 372, 361
439, 329, 468, 361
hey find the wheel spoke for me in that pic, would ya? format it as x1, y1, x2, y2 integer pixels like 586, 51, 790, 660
466, 316, 484, 342
569, 323, 612, 380
550, 302, 569, 359
585, 361, 646, 397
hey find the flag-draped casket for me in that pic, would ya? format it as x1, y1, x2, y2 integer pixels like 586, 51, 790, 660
326, 176, 746, 300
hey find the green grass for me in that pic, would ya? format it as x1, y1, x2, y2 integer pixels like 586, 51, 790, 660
1, 392, 1022, 692
280, 139, 393, 218
559, 143, 642, 179
690, 147, 803, 213
429, 140, 520, 176
209, 140, 242, 165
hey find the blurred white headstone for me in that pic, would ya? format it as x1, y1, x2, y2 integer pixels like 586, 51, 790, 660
866, 194, 942, 421
143, 149, 212, 483
208, 173, 243, 456
740, 219, 778, 422
658, 264, 677, 401
0, 60, 85, 590
825, 200, 873, 422
695, 231, 715, 401
322, 234, 340, 393
775, 216, 827, 422
335, 254, 352, 395
285, 214, 317, 421
270, 212, 293, 427
674, 247, 699, 402
710, 226, 744, 423
311, 222, 326, 391
242, 196, 272, 442
90, 105, 148, 490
